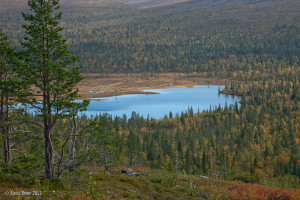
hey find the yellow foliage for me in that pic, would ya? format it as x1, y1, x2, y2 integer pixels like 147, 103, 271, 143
282, 81, 286, 87
165, 155, 171, 164
275, 92, 281, 97
118, 130, 123, 136
223, 145, 229, 151
263, 114, 270, 120
192, 72, 198, 76
267, 134, 273, 140
255, 168, 266, 177
234, 114, 239, 119
178, 124, 184, 132
140, 127, 147, 132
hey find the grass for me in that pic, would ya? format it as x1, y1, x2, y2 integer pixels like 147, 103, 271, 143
0, 167, 300, 199
77, 72, 230, 100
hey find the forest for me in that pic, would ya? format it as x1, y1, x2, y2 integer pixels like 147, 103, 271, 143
1, 0, 300, 74
0, 0, 299, 199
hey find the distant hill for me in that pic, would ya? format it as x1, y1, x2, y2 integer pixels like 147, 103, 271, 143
0, 0, 191, 10
0, 0, 107, 10
0, 0, 299, 73
116, 0, 192, 8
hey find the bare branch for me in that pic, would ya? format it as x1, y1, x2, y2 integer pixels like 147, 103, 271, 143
11, 149, 28, 157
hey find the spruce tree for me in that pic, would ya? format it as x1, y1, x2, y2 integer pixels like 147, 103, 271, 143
19, 0, 88, 180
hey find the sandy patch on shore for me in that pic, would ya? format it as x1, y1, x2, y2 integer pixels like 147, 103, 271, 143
77, 73, 230, 100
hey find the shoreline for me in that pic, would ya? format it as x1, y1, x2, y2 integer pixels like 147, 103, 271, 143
90, 85, 225, 101
77, 73, 231, 100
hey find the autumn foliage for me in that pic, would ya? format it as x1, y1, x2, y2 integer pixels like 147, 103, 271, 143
227, 183, 300, 200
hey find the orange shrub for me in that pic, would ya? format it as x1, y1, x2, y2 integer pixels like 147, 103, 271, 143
227, 183, 300, 200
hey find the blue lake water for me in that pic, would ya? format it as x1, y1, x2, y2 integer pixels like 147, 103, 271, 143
80, 86, 239, 119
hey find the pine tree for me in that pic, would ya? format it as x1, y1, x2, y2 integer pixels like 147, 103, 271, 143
0, 30, 19, 169
18, 0, 88, 180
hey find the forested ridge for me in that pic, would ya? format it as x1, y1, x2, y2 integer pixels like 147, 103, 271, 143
1, 0, 300, 73
0, 0, 300, 199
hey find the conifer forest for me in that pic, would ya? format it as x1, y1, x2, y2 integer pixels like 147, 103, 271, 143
0, 0, 299, 199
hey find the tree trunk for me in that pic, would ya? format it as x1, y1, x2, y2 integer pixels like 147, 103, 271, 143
0, 71, 11, 169
44, 113, 54, 180
69, 116, 76, 160
68, 116, 77, 172
3, 137, 11, 166
43, 78, 54, 179
42, 10, 54, 180
104, 156, 109, 171
174, 157, 178, 174
129, 152, 133, 166
129, 152, 136, 166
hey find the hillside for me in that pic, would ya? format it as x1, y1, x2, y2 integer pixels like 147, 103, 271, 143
116, 0, 192, 8
0, 0, 192, 9
1, 167, 300, 199
1, 0, 299, 73
0, 0, 299, 199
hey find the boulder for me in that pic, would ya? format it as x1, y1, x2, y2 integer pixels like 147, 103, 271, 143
121, 168, 142, 176
121, 168, 133, 174
131, 172, 140, 176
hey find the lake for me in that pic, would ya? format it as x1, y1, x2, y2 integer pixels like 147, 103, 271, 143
80, 86, 239, 119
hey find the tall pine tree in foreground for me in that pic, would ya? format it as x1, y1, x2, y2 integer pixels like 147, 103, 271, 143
0, 30, 18, 169
18, 0, 88, 180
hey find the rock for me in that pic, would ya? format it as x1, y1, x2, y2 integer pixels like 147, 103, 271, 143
131, 172, 140, 176
122, 168, 133, 174
107, 191, 114, 195
199, 175, 208, 179
121, 168, 142, 176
